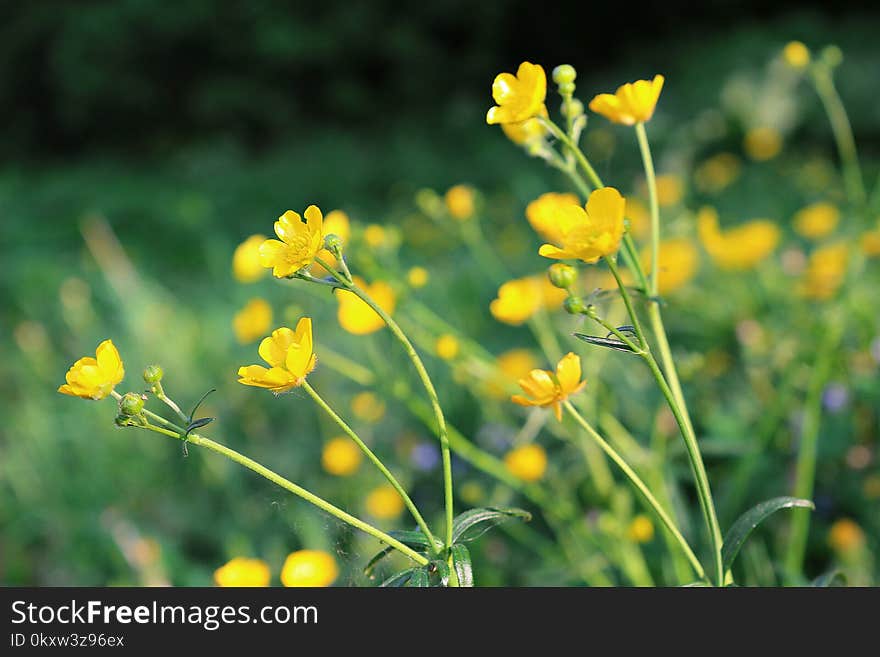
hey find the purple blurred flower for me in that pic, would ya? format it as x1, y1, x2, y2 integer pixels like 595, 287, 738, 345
410, 442, 440, 471
822, 382, 849, 413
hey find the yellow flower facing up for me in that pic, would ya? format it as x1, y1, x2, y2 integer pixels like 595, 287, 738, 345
321, 437, 362, 476
281, 550, 338, 587
351, 391, 386, 423
435, 334, 460, 360
237, 318, 316, 393
744, 127, 782, 161
627, 515, 655, 543
501, 105, 549, 145
58, 339, 125, 400
800, 242, 849, 300
640, 238, 699, 295
445, 185, 476, 221
511, 352, 586, 421
406, 266, 429, 288
336, 276, 396, 335
489, 275, 567, 326
312, 209, 351, 276
588, 75, 665, 125
214, 557, 271, 587
793, 202, 840, 240
504, 444, 548, 482
538, 187, 626, 264
525, 191, 581, 244
259, 206, 325, 278
783, 41, 811, 68
486, 61, 547, 125
232, 234, 268, 283
365, 484, 405, 519
233, 298, 273, 344
697, 207, 780, 270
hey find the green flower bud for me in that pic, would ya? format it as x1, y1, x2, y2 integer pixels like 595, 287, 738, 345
558, 82, 576, 97
548, 263, 577, 289
323, 233, 343, 256
143, 364, 164, 384
564, 296, 587, 315
820, 45, 843, 68
552, 64, 577, 85
115, 414, 138, 428
562, 98, 584, 118
119, 392, 145, 416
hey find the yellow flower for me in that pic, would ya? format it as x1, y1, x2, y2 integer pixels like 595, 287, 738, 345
828, 518, 866, 554
861, 229, 880, 257
445, 185, 476, 220
351, 391, 386, 423
588, 75, 665, 125
744, 127, 782, 161
58, 339, 125, 400
511, 352, 586, 421
232, 298, 273, 344
363, 224, 387, 248
793, 202, 840, 240
486, 61, 547, 125
232, 234, 268, 283
321, 437, 362, 476
312, 210, 351, 276
281, 550, 338, 587
259, 206, 324, 278
800, 242, 849, 300
655, 174, 684, 207
213, 558, 270, 587
501, 105, 549, 145
365, 484, 405, 519
504, 444, 548, 482
783, 41, 811, 68
485, 348, 539, 399
435, 334, 460, 360
407, 266, 429, 288
694, 153, 741, 193
627, 515, 655, 543
641, 238, 699, 294
538, 187, 626, 263
697, 207, 780, 270
336, 276, 396, 335
489, 275, 567, 325
237, 318, 316, 393
525, 191, 581, 244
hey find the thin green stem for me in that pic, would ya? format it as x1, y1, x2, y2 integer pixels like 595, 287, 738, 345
635, 122, 660, 296
301, 380, 439, 554
604, 257, 649, 350
151, 381, 189, 423
540, 118, 602, 189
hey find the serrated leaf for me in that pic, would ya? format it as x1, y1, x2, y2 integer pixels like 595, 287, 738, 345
574, 333, 638, 353
451, 544, 474, 587
722, 496, 815, 572
406, 568, 430, 587
452, 507, 531, 544
812, 570, 847, 587
380, 568, 417, 587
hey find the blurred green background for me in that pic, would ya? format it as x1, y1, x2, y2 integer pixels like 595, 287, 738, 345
2, 2, 879, 586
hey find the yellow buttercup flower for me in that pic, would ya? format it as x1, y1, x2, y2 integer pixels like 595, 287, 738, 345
744, 127, 782, 161
511, 352, 586, 421
800, 242, 849, 300
655, 174, 684, 207
237, 318, 316, 393
232, 234, 268, 283
486, 61, 547, 125
363, 224, 387, 248
694, 153, 741, 193
504, 444, 548, 482
489, 275, 567, 326
627, 515, 655, 543
407, 266, 429, 288
501, 105, 549, 145
525, 191, 581, 244
485, 348, 540, 399
312, 209, 351, 276
445, 185, 476, 221
793, 202, 840, 240
828, 518, 866, 554
783, 41, 811, 68
321, 437, 362, 476
281, 550, 338, 587
214, 557, 271, 587
259, 206, 325, 278
336, 276, 396, 335
365, 484, 405, 519
232, 298, 273, 344
58, 339, 125, 400
861, 229, 880, 257
351, 391, 386, 423
538, 187, 626, 263
435, 334, 460, 360
588, 75, 665, 125
641, 238, 699, 295
697, 207, 780, 270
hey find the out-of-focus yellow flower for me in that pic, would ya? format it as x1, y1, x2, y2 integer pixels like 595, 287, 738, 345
864, 475, 880, 499
489, 275, 567, 325
538, 187, 626, 263
744, 127, 782, 161
627, 515, 655, 543
237, 318, 316, 393
281, 550, 338, 587
214, 557, 271, 587
793, 202, 840, 240
365, 484, 405, 519
783, 41, 811, 68
694, 153, 742, 193
625, 197, 651, 239
486, 61, 547, 125
861, 229, 880, 257
589, 75, 665, 125
407, 266, 429, 288
655, 174, 684, 207
459, 481, 485, 505
504, 444, 548, 482
363, 224, 387, 248
445, 185, 476, 220
58, 339, 124, 400
511, 352, 586, 421
641, 238, 699, 294
501, 105, 549, 145
233, 298, 273, 344
233, 234, 268, 283
697, 207, 780, 270
312, 210, 351, 276
485, 348, 540, 399
828, 518, 866, 554
800, 242, 849, 300
321, 437, 362, 476
337, 276, 396, 335
525, 192, 581, 244
259, 206, 325, 278
351, 391, 386, 423
435, 334, 460, 360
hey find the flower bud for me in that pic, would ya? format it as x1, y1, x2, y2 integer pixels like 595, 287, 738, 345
119, 392, 145, 416
558, 82, 576, 97
820, 45, 843, 68
564, 296, 587, 315
143, 364, 164, 384
548, 263, 577, 289
562, 98, 584, 118
324, 233, 343, 253
552, 64, 577, 85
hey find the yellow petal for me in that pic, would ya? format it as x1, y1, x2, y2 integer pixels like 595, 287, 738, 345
555, 352, 583, 394
275, 210, 305, 244
258, 327, 297, 368
538, 244, 571, 259
586, 187, 625, 226
492, 72, 518, 104
95, 339, 124, 384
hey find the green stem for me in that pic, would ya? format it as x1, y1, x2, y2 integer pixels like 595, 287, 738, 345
604, 258, 649, 350
563, 401, 705, 581
540, 118, 602, 189
635, 122, 660, 296
151, 381, 189, 423
301, 381, 439, 554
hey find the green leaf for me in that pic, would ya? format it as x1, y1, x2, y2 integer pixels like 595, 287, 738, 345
363, 529, 439, 577
812, 570, 847, 587
406, 568, 430, 587
452, 507, 531, 544
722, 496, 815, 572
380, 568, 417, 587
363, 546, 395, 577
451, 544, 474, 587
574, 332, 638, 353
429, 560, 450, 587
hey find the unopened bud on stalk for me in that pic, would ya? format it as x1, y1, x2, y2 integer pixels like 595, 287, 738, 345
564, 296, 587, 315
548, 263, 577, 289
820, 45, 843, 68
143, 364, 164, 384
552, 65, 577, 86
562, 98, 584, 118
119, 392, 145, 416
324, 233, 343, 253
